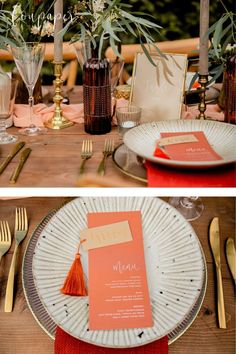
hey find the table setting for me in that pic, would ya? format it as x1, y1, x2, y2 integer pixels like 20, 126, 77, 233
0, 196, 235, 354
0, 1, 235, 188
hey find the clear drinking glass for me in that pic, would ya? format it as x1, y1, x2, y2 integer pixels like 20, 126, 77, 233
0, 78, 18, 144
11, 42, 46, 135
116, 105, 142, 137
169, 197, 204, 221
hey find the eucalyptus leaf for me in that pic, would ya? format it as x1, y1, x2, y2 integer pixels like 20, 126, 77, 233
110, 36, 123, 59
121, 10, 162, 29
212, 16, 224, 58
140, 42, 157, 67
207, 6, 235, 78
122, 20, 137, 37
102, 20, 121, 42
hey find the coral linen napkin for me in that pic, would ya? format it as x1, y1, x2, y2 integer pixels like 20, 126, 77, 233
146, 161, 236, 188
55, 327, 168, 354
13, 99, 127, 127
182, 104, 224, 121
13, 103, 84, 127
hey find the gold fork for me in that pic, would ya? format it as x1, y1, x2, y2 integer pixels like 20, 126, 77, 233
80, 140, 93, 175
0, 221, 11, 264
5, 207, 28, 313
97, 139, 115, 176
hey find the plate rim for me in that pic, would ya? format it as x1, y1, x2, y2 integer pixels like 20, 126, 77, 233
23, 197, 207, 348
123, 120, 236, 169
112, 144, 147, 184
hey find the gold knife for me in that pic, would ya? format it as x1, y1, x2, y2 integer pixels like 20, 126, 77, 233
226, 238, 236, 285
9, 148, 32, 184
209, 217, 226, 329
0, 141, 25, 175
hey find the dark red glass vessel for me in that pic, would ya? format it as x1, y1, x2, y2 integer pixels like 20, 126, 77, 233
83, 58, 112, 134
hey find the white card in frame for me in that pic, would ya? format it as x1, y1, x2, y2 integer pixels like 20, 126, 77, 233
131, 52, 188, 123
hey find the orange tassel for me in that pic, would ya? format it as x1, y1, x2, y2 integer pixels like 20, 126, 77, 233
61, 240, 87, 296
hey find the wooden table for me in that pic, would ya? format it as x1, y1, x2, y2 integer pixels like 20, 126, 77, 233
0, 197, 235, 354
0, 125, 142, 188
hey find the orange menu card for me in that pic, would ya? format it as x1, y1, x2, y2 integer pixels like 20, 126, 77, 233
154, 131, 222, 161
87, 211, 153, 331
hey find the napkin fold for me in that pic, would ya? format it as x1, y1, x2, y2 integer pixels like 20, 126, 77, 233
55, 327, 168, 354
13, 103, 84, 127
13, 102, 224, 127
182, 104, 225, 121
146, 161, 236, 188
13, 99, 128, 128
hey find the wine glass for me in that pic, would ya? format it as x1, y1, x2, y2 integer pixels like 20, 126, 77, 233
11, 42, 46, 135
0, 78, 18, 144
169, 197, 204, 221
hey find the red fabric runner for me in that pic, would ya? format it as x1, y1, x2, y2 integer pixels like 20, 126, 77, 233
55, 327, 168, 354
146, 161, 236, 187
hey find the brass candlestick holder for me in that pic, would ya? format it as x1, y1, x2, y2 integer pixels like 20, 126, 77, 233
197, 74, 208, 120
46, 62, 74, 130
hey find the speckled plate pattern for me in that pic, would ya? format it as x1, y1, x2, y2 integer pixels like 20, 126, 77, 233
25, 197, 207, 348
123, 120, 236, 169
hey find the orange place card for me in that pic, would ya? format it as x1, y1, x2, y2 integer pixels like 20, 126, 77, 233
154, 131, 222, 161
87, 211, 153, 331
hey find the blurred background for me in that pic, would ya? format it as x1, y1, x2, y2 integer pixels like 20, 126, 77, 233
1, 0, 234, 85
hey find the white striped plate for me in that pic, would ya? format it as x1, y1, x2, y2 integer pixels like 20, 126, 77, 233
31, 197, 206, 348
123, 120, 236, 169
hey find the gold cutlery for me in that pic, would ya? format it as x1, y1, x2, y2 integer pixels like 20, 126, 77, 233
226, 238, 236, 284
9, 148, 32, 184
209, 217, 226, 329
97, 139, 115, 176
80, 140, 93, 175
0, 221, 11, 263
5, 207, 28, 312
0, 141, 25, 175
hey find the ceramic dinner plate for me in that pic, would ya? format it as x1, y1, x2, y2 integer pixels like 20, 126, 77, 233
123, 120, 236, 169
31, 197, 206, 349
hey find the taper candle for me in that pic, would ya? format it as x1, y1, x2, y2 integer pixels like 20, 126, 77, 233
54, 0, 63, 62
199, 0, 209, 75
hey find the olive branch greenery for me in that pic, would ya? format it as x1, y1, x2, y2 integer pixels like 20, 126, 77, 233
207, 2, 235, 83
0, 0, 56, 49
62, 0, 163, 65
188, 1, 235, 89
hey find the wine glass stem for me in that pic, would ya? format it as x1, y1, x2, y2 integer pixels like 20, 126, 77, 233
0, 120, 7, 136
28, 93, 35, 128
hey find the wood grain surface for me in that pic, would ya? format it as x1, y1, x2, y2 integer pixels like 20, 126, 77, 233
0, 197, 235, 354
0, 125, 140, 188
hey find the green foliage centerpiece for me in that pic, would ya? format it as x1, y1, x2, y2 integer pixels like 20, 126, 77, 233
0, 0, 55, 48
207, 3, 235, 123
63, 0, 162, 134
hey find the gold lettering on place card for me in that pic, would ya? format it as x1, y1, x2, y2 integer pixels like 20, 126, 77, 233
81, 221, 133, 251
158, 134, 199, 146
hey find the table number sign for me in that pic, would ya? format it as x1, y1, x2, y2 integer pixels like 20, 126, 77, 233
131, 52, 187, 122
154, 131, 223, 161
87, 211, 153, 331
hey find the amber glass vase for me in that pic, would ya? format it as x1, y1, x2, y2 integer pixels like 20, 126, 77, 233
223, 53, 236, 124
83, 58, 112, 134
